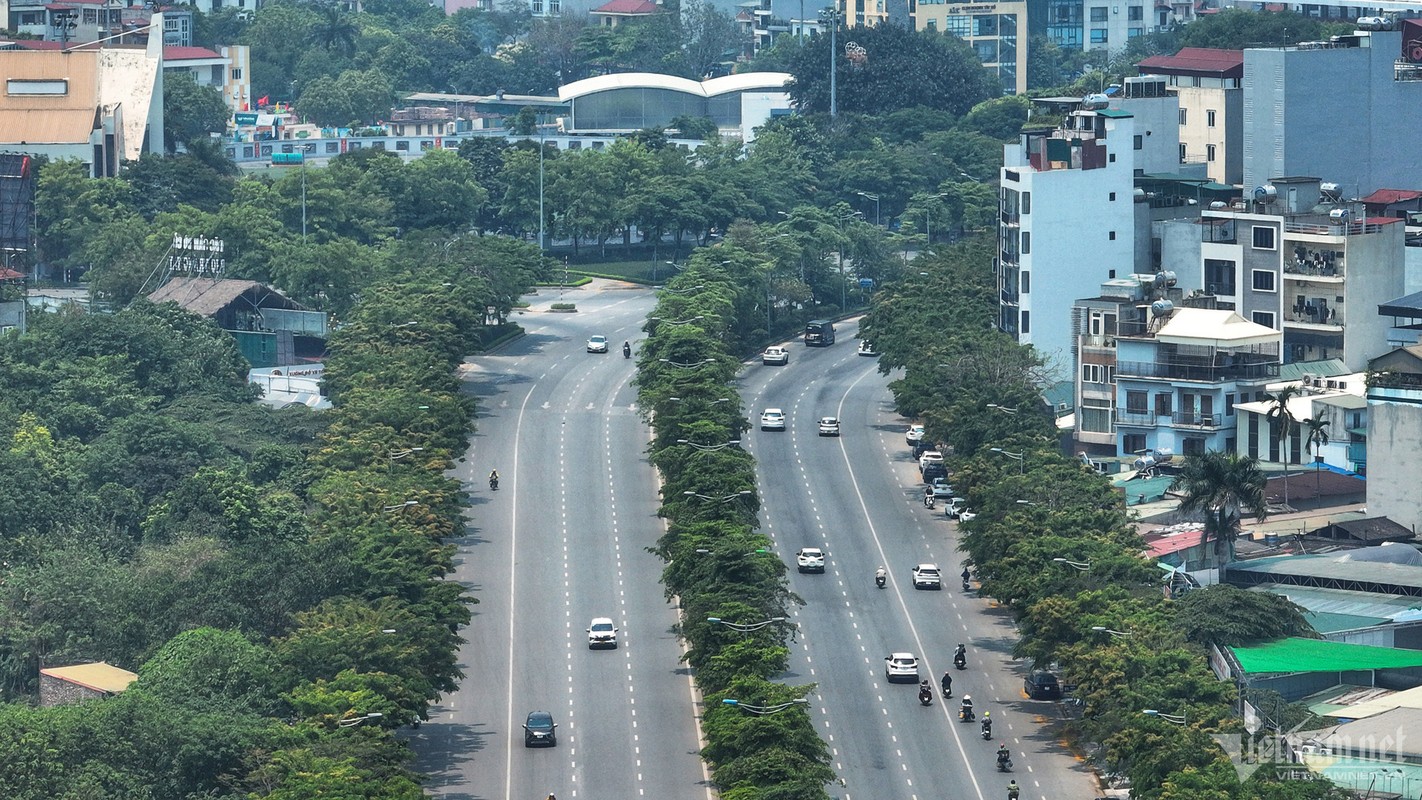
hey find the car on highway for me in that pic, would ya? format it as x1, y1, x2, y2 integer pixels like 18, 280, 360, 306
796, 547, 826, 573
762, 346, 790, 366
911, 563, 942, 590
858, 340, 877, 356
760, 408, 786, 431
523, 711, 558, 747
918, 450, 944, 472
929, 477, 954, 500
587, 617, 618, 649
884, 652, 920, 682
1025, 670, 1063, 700
586, 335, 609, 353
817, 417, 840, 436
906, 424, 925, 446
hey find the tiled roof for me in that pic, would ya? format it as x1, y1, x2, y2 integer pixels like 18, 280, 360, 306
592, 0, 658, 13
1360, 188, 1422, 205
1138, 47, 1244, 78
163, 46, 222, 61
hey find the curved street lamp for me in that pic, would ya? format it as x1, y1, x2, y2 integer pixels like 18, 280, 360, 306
649, 315, 705, 326
696, 548, 771, 557
722, 698, 809, 715
683, 490, 753, 503
382, 500, 419, 513
856, 191, 881, 226
1142, 709, 1187, 726
708, 616, 787, 632
677, 439, 741, 452
986, 403, 1019, 415
1053, 557, 1091, 572
388, 447, 425, 473
338, 712, 384, 728
1091, 626, 1134, 639
989, 447, 1025, 474
659, 358, 717, 369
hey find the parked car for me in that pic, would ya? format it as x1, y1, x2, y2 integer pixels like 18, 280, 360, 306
929, 478, 954, 500
906, 424, 925, 446
523, 711, 558, 746
762, 346, 790, 366
921, 462, 948, 483
587, 617, 618, 649
945, 497, 968, 519
760, 408, 786, 431
1025, 670, 1062, 700
796, 547, 826, 573
918, 451, 944, 472
817, 417, 840, 436
911, 563, 942, 590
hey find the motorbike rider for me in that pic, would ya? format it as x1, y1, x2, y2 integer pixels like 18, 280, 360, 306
489, 469, 500, 489
923, 486, 935, 509
981, 711, 992, 736
1007, 780, 1020, 800
875, 566, 887, 587
954, 643, 967, 668
622, 341, 632, 357
961, 566, 971, 582
918, 680, 933, 704
997, 743, 1011, 765
960, 694, 974, 719
940, 671, 953, 698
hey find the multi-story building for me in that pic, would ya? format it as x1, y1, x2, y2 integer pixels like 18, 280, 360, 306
912, 0, 1027, 95
1365, 343, 1422, 531
1233, 372, 1367, 472
1113, 305, 1281, 457
1242, 25, 1422, 197
1175, 176, 1406, 371
7, 0, 193, 46
998, 102, 1140, 362
1137, 47, 1244, 186
163, 45, 251, 114
1042, 0, 1195, 55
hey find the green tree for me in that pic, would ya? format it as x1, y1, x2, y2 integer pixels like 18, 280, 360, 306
307, 5, 360, 56
1170, 451, 1268, 568
678, 0, 747, 78
1265, 384, 1301, 508
1303, 416, 1331, 495
1171, 585, 1311, 647
163, 72, 232, 153
132, 627, 281, 715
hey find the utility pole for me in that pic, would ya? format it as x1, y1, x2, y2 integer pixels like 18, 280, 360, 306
538, 127, 546, 253
828, 8, 838, 119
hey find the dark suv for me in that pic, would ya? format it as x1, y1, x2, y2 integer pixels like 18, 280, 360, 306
523, 710, 558, 746
921, 462, 948, 483
1024, 670, 1062, 700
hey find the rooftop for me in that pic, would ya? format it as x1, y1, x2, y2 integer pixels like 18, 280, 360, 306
591, 0, 660, 13
1231, 637, 1422, 674
163, 46, 222, 61
1228, 553, 1422, 597
1137, 47, 1245, 78
1154, 308, 1280, 347
1361, 188, 1422, 206
40, 662, 138, 694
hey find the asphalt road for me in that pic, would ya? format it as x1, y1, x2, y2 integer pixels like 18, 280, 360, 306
413, 280, 711, 800
738, 319, 1099, 800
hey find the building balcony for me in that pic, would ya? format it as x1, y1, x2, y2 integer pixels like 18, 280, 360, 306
1001, 288, 1019, 306
1115, 409, 1225, 429
1283, 261, 1343, 281
1285, 312, 1343, 330
1001, 210, 1019, 226
1116, 359, 1279, 382
1079, 334, 1116, 350
1284, 219, 1390, 236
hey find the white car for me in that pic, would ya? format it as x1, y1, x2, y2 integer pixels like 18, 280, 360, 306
858, 340, 877, 356
762, 346, 790, 366
884, 652, 920, 683
918, 450, 944, 472
760, 408, 786, 431
912, 563, 942, 590
586, 335, 609, 353
958, 511, 978, 523
587, 617, 618, 649
796, 547, 826, 573
906, 424, 925, 446
817, 417, 840, 436
946, 498, 973, 520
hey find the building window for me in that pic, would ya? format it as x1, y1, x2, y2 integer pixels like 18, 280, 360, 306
531, 0, 543, 12
1021, 192, 1030, 214
1207, 109, 1216, 127
231, 68, 243, 80
1081, 399, 1112, 433
1108, 231, 1116, 240
927, 18, 936, 29
1090, 28, 1108, 43
1252, 226, 1276, 250
1126, 390, 1147, 413
1123, 433, 1146, 454
944, 15, 970, 35
1178, 108, 1187, 125
1252, 311, 1276, 327
1251, 270, 1276, 292
1133, 134, 1142, 150
1090, 6, 1108, 21
1182, 438, 1206, 455
1109, 192, 1116, 201
1021, 231, 1030, 254
1128, 4, 1142, 18
1108, 153, 1116, 162
1021, 270, 1030, 292
1207, 144, 1216, 162
1178, 143, 1187, 162
549, 0, 560, 10
1128, 27, 1143, 37
1225, 394, 1235, 416
1082, 364, 1108, 383
1021, 310, 1029, 333
1204, 259, 1237, 295
1155, 393, 1173, 416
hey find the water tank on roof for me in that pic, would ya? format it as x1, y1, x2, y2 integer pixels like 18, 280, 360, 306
1081, 94, 1110, 110
1151, 299, 1174, 317
1210, 200, 1227, 209
1253, 185, 1278, 203
1321, 182, 1342, 200
1330, 208, 1350, 224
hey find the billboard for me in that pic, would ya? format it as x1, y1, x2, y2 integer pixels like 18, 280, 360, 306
0, 153, 35, 252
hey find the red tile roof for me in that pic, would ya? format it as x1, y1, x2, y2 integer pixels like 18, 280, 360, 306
1138, 47, 1244, 78
164, 46, 222, 60
1365, 217, 1407, 225
1361, 188, 1422, 205
592, 0, 658, 13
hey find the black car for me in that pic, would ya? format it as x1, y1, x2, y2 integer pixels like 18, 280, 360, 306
523, 710, 558, 746
921, 462, 948, 483
1025, 670, 1062, 700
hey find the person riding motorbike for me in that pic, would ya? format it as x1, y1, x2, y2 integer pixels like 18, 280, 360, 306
954, 643, 967, 669
1007, 780, 1020, 800
996, 744, 1011, 770
940, 671, 953, 698
489, 469, 500, 490
923, 486, 935, 509
959, 695, 974, 721
875, 566, 887, 588
917, 681, 933, 706
623, 341, 632, 358
981, 711, 992, 738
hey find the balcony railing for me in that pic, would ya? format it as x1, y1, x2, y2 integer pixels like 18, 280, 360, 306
1116, 359, 1279, 382
1283, 261, 1343, 278
1115, 409, 1225, 428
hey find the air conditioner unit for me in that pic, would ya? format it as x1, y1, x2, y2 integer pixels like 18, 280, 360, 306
1302, 373, 1317, 387
1326, 380, 1339, 389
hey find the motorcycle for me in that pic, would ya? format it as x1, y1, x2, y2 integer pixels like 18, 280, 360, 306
954, 653, 967, 670
623, 342, 632, 359
875, 570, 887, 589
962, 579, 971, 592
981, 720, 993, 740
489, 475, 499, 491
959, 705, 975, 722
918, 687, 933, 706
997, 754, 1013, 773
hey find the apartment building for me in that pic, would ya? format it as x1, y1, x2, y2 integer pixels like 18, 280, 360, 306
163, 45, 251, 114
912, 0, 1028, 95
1043, 0, 1195, 55
1137, 47, 1244, 186
1234, 372, 1367, 472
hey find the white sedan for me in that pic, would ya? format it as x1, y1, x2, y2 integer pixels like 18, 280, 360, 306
884, 652, 920, 683
760, 408, 786, 431
586, 335, 609, 353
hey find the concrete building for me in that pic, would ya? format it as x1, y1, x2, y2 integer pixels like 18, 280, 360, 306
1113, 306, 1281, 456
0, 29, 164, 176
557, 72, 791, 140
163, 45, 252, 114
1234, 372, 1368, 472
39, 662, 137, 706
912, 0, 1028, 95
1365, 343, 1422, 533
1137, 47, 1244, 186
6, 0, 193, 46
1043, 0, 1196, 56
998, 103, 1139, 362
1242, 26, 1422, 198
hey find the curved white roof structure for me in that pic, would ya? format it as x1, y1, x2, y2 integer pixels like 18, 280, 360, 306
559, 72, 792, 101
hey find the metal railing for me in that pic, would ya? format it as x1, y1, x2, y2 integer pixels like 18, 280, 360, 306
1116, 359, 1279, 382
1282, 261, 1342, 278
1115, 409, 1224, 428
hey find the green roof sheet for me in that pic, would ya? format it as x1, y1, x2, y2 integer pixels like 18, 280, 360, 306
1305, 610, 1391, 633
1095, 108, 1133, 118
1232, 637, 1422, 673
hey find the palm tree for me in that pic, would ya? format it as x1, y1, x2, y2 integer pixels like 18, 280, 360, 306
1303, 416, 1331, 497
1171, 451, 1268, 571
1265, 385, 1302, 510
308, 6, 359, 57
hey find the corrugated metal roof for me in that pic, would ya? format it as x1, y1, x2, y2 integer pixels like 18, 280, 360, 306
1232, 637, 1422, 674
40, 662, 137, 694
1232, 554, 1422, 591
1277, 359, 1350, 381
1138, 47, 1245, 77
0, 109, 96, 144
1361, 188, 1422, 205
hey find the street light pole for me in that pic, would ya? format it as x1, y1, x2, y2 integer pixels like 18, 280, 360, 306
538, 127, 546, 253
828, 8, 838, 118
